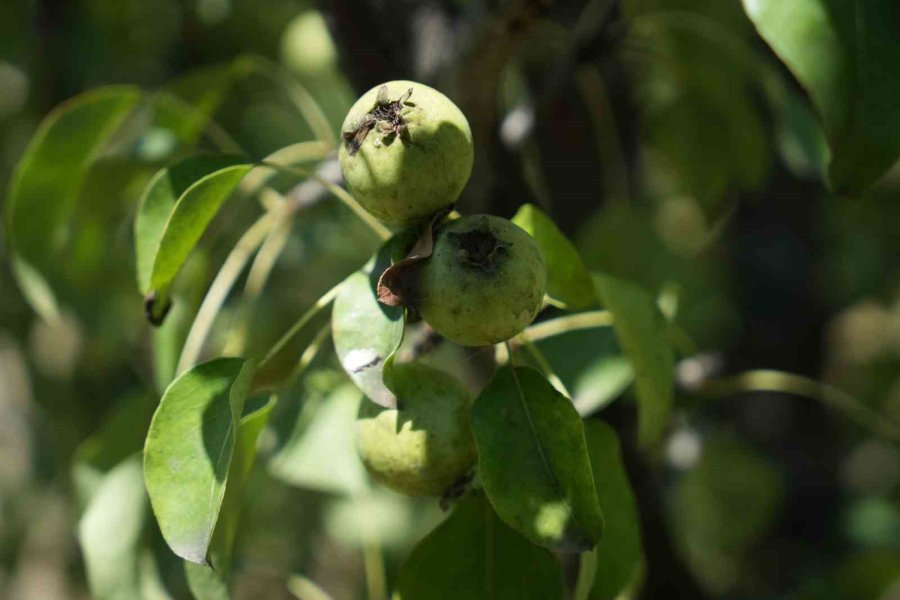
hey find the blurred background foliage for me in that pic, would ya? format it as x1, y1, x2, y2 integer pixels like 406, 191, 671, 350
1, 0, 899, 598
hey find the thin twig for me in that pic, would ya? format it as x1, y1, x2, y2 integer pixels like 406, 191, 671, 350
257, 282, 344, 372
520, 337, 572, 398
260, 161, 391, 240
513, 310, 614, 346
175, 208, 283, 374
696, 369, 900, 445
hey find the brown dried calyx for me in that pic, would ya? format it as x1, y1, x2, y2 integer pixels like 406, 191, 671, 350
343, 86, 414, 155
448, 218, 510, 272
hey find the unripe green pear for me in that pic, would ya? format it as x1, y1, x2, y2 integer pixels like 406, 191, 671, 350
417, 214, 546, 347
338, 81, 473, 227
356, 363, 475, 496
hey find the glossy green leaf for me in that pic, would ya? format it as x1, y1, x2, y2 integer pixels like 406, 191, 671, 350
182, 395, 274, 598
513, 204, 596, 309
184, 562, 229, 600
472, 366, 604, 551
143, 357, 256, 564
139, 159, 253, 321
594, 273, 674, 446
78, 455, 147, 600
5, 86, 140, 309
185, 395, 275, 599
135, 154, 247, 293
742, 0, 900, 192
622, 3, 769, 208
332, 242, 404, 408
583, 421, 643, 600
394, 493, 565, 600
269, 383, 367, 495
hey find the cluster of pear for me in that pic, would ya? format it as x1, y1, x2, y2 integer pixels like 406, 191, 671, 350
338, 81, 547, 497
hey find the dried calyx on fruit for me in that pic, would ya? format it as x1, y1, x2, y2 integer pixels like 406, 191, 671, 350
338, 81, 473, 228
415, 214, 546, 347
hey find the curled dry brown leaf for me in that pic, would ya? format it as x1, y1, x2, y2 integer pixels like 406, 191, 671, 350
376, 207, 453, 308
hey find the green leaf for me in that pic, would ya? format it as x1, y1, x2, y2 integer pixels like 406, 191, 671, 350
211, 395, 276, 569
594, 273, 674, 446
394, 493, 565, 600
137, 157, 253, 322
583, 421, 643, 600
78, 455, 147, 600
269, 383, 367, 495
185, 395, 275, 599
332, 242, 404, 408
472, 366, 604, 551
184, 562, 230, 600
5, 86, 140, 309
742, 0, 900, 193
512, 204, 597, 309
143, 357, 256, 564
135, 154, 247, 293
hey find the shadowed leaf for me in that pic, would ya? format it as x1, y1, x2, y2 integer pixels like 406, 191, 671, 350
594, 273, 674, 446
395, 493, 565, 600
742, 0, 900, 193
583, 421, 643, 600
5, 86, 140, 313
472, 366, 604, 551
513, 204, 596, 309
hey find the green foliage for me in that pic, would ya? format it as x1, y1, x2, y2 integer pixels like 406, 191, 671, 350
583, 421, 643, 600
4, 2, 900, 598
135, 155, 247, 294
5, 86, 140, 314
472, 366, 604, 551
594, 273, 674, 446
394, 493, 566, 600
743, 0, 900, 193
332, 242, 404, 408
143, 358, 256, 565
78, 456, 147, 600
268, 382, 367, 496
512, 203, 596, 310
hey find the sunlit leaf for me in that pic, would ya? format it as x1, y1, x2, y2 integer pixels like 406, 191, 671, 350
184, 395, 275, 598
135, 154, 247, 293
137, 157, 253, 322
472, 366, 604, 551
394, 493, 565, 600
583, 421, 643, 600
742, 0, 900, 193
332, 241, 404, 408
78, 456, 147, 600
513, 203, 596, 309
269, 383, 367, 495
594, 273, 674, 446
5, 86, 141, 312
143, 357, 256, 564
